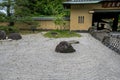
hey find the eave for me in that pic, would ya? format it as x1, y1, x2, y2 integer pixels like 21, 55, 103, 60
63, 1, 101, 5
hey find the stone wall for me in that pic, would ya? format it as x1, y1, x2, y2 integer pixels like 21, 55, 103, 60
33, 17, 70, 30
88, 27, 110, 41
0, 17, 70, 30
102, 33, 120, 54
89, 27, 120, 54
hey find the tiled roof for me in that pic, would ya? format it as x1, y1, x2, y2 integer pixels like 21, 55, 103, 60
63, 0, 118, 4
68, 0, 102, 1
63, 0, 102, 4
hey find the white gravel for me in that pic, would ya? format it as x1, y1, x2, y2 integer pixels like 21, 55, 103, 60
0, 33, 120, 80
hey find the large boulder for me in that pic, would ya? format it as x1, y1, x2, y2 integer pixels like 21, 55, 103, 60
93, 29, 111, 41
8, 33, 22, 40
102, 36, 110, 46
55, 41, 76, 53
0, 30, 6, 40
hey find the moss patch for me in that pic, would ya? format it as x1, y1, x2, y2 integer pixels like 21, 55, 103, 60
44, 30, 81, 38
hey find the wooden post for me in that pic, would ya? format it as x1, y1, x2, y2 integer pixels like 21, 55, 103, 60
97, 20, 100, 30
112, 14, 119, 31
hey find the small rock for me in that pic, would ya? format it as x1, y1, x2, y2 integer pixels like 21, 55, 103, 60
55, 41, 76, 53
0, 30, 6, 40
8, 33, 22, 40
51, 32, 58, 35
68, 40, 79, 44
7, 39, 13, 41
51, 32, 58, 37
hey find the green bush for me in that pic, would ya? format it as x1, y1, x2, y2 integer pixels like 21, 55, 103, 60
0, 26, 19, 34
8, 26, 19, 33
0, 26, 9, 33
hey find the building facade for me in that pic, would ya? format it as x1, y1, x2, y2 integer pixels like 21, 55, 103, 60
64, 0, 120, 31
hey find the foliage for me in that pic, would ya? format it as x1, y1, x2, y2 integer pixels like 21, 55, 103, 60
0, 26, 19, 34
44, 30, 81, 38
0, 13, 7, 22
14, 0, 31, 17
54, 13, 67, 30
0, 0, 32, 25
0, 0, 68, 33
0, 0, 13, 24
25, 21, 39, 32
28, 0, 67, 16
0, 0, 69, 22
20, 30, 40, 35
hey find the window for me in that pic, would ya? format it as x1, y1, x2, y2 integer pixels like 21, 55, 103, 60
78, 16, 84, 24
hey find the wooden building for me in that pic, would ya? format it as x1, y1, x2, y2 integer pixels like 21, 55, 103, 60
63, 0, 120, 31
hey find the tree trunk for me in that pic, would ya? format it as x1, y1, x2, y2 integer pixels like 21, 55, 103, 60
7, 0, 14, 26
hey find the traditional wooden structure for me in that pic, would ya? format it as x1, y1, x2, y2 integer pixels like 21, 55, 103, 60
63, 0, 120, 31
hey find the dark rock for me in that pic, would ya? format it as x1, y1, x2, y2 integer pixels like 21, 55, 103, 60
95, 32, 109, 41
102, 36, 110, 45
89, 28, 111, 41
0, 30, 6, 40
51, 32, 58, 36
51, 32, 58, 35
88, 27, 96, 33
8, 33, 22, 40
55, 41, 76, 53
102, 29, 111, 33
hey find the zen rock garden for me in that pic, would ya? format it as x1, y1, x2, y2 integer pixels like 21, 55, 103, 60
1, 33, 120, 80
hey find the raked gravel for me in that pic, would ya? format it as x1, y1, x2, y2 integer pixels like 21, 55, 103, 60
0, 33, 120, 80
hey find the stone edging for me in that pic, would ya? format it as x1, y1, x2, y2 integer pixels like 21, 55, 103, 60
89, 27, 120, 54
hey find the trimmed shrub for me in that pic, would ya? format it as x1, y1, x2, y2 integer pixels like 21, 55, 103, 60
0, 26, 19, 34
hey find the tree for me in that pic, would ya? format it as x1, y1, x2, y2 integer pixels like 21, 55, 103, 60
0, 0, 32, 26
25, 0, 65, 16
0, 0, 14, 25
54, 13, 67, 30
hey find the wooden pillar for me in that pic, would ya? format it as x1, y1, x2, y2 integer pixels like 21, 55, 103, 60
97, 20, 100, 30
112, 14, 119, 31
92, 14, 95, 27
